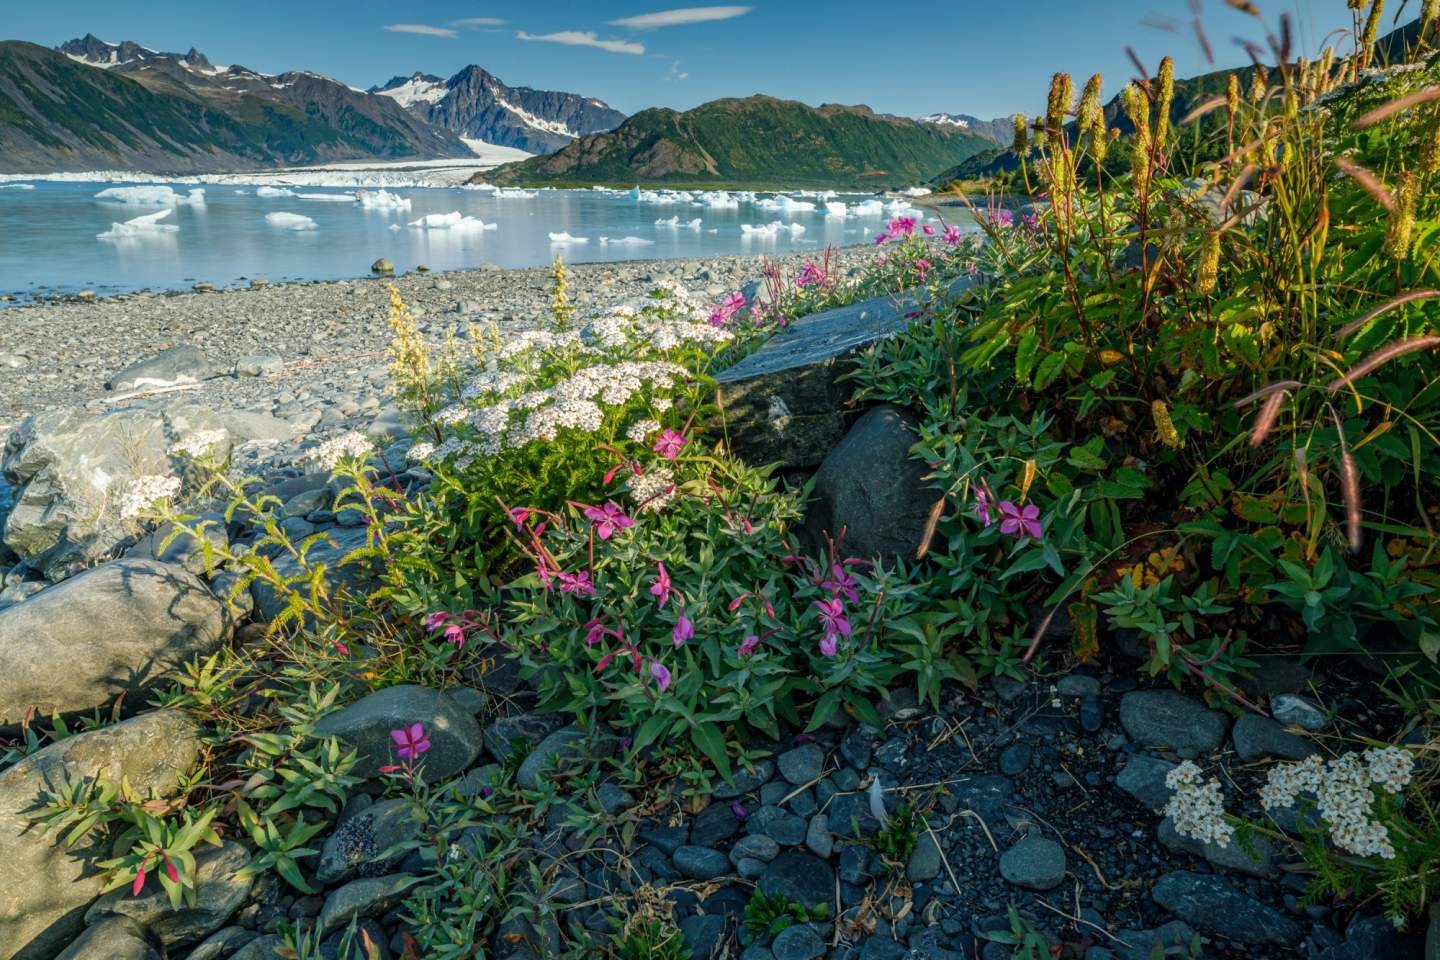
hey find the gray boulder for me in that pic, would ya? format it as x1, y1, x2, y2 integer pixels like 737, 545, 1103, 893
517, 726, 587, 790
714, 276, 976, 466
123, 516, 228, 578
316, 798, 416, 884
0, 710, 202, 960
55, 918, 163, 960
1231, 714, 1318, 762
311, 685, 482, 781
1151, 871, 1302, 946
1119, 691, 1229, 757
802, 405, 937, 563
1, 409, 170, 580
250, 525, 374, 624
85, 841, 251, 947
0, 559, 231, 731
317, 874, 422, 937
107, 346, 215, 392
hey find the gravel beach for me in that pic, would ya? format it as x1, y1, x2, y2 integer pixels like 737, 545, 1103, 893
0, 247, 880, 434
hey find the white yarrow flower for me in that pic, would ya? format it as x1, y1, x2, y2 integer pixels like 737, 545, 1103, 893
405, 442, 436, 463
306, 431, 373, 470
1164, 761, 1234, 848
168, 429, 228, 459
118, 474, 182, 520
627, 419, 661, 443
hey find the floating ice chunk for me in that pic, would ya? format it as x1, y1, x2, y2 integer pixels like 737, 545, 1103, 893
548, 231, 589, 244
755, 195, 816, 213
408, 211, 496, 231
883, 199, 918, 215
356, 189, 412, 211
741, 220, 806, 238
849, 199, 885, 216
600, 236, 654, 245
297, 192, 355, 202
388, 223, 401, 232
463, 182, 499, 192
0, 183, 37, 190
825, 201, 849, 217
97, 208, 178, 240
492, 188, 537, 199
95, 186, 205, 206
655, 215, 679, 226
233, 188, 248, 194
900, 187, 933, 197
256, 186, 296, 198
697, 191, 739, 209
265, 211, 318, 230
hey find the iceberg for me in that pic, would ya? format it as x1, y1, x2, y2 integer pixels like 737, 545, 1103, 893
408, 211, 496, 231
849, 199, 885, 216
0, 183, 36, 190
548, 232, 589, 244
493, 188, 538, 199
697, 191, 739, 209
883, 199, 919, 215
97, 208, 178, 240
265, 212, 318, 230
755, 195, 816, 213
297, 192, 355, 202
356, 189, 412, 211
741, 221, 806, 238
95, 186, 205, 206
654, 216, 679, 226
463, 182, 499, 192
900, 187, 933, 197
255, 186, 296, 198
600, 236, 654, 245
825, 201, 849, 217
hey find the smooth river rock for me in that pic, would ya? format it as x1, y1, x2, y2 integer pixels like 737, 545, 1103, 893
0, 710, 202, 960
0, 558, 232, 731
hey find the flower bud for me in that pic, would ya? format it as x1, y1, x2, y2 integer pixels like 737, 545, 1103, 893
1155, 57, 1175, 147
1386, 169, 1416, 261
1012, 113, 1029, 155
1197, 231, 1221, 294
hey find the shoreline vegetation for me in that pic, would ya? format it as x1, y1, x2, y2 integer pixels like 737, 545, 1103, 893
0, 4, 1438, 960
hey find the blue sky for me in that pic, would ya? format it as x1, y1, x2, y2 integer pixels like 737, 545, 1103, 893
8, 2, 1380, 119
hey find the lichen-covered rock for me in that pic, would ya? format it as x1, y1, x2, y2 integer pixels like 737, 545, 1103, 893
714, 276, 975, 466
0, 711, 202, 960
0, 559, 232, 731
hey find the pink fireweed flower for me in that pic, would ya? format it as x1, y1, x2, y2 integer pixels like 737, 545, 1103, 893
708, 290, 746, 326
391, 722, 431, 761
975, 489, 995, 527
739, 634, 760, 656
650, 562, 673, 608
557, 569, 596, 597
989, 209, 1014, 228
162, 852, 179, 884
873, 232, 889, 246
132, 863, 147, 896
943, 225, 963, 246
922, 224, 935, 235
650, 661, 672, 693
584, 502, 633, 540
915, 259, 931, 281
652, 430, 687, 461
998, 501, 1044, 540
424, 612, 448, 630
822, 566, 861, 604
584, 618, 606, 647
673, 614, 694, 647
1022, 212, 1040, 230
796, 262, 827, 288
819, 633, 838, 657
332, 640, 351, 657
444, 624, 465, 650
815, 597, 852, 638
887, 216, 917, 238
508, 507, 531, 529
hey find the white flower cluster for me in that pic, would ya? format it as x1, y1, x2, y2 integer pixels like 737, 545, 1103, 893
405, 442, 436, 463
1164, 761, 1235, 848
168, 429, 228, 459
627, 419, 660, 443
628, 465, 676, 512
1259, 747, 1414, 860
306, 431, 373, 470
581, 299, 733, 352
118, 474, 182, 520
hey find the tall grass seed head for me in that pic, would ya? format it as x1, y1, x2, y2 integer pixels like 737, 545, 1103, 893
1152, 400, 1182, 449
1227, 73, 1241, 119
1386, 170, 1417, 261
1196, 230, 1221, 294
1046, 72, 1074, 143
1012, 113, 1029, 155
1155, 57, 1175, 146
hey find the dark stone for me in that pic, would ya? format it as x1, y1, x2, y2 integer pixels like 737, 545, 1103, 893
311, 685, 482, 782
840, 726, 877, 769
1231, 714, 1318, 762
998, 743, 1031, 775
317, 874, 423, 936
1270, 694, 1326, 730
482, 713, 566, 765
730, 834, 780, 865
1056, 675, 1101, 698
750, 806, 808, 846
777, 743, 825, 785
801, 405, 938, 562
691, 802, 741, 846
673, 846, 732, 881
772, 924, 826, 960
713, 760, 776, 800
639, 825, 689, 855
1079, 695, 1104, 732
680, 914, 726, 959
107, 345, 215, 391
1115, 754, 1177, 812
1156, 817, 1275, 877
1119, 691, 1229, 756
1314, 915, 1422, 960
714, 275, 977, 466
758, 852, 833, 909
857, 937, 907, 960
516, 726, 586, 790
998, 836, 1066, 890
905, 832, 942, 883
56, 917, 164, 960
1151, 871, 1303, 946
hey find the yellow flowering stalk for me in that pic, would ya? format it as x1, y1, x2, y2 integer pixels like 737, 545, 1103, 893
550, 254, 575, 327
1152, 399, 1182, 448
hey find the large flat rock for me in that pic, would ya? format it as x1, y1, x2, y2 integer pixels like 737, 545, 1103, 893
0, 710, 202, 960
715, 275, 976, 466
0, 558, 232, 731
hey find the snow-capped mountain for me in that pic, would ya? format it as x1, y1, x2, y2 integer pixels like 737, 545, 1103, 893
919, 112, 1012, 144
373, 68, 627, 155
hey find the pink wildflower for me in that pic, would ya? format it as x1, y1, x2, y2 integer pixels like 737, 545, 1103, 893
975, 489, 995, 527
557, 570, 596, 596
990, 209, 1014, 228
584, 502, 634, 540
796, 262, 827, 288
815, 597, 852, 641
390, 722, 431, 761
508, 507, 531, 529
887, 216, 917, 238
738, 634, 760, 656
650, 661, 672, 693
922, 224, 935, 235
673, 614, 694, 647
874, 232, 889, 246
915, 259, 931, 280
819, 633, 838, 657
943, 225, 963, 246
424, 612, 448, 630
822, 566, 861, 604
650, 561, 673, 608
444, 624, 465, 650
132, 864, 147, 896
998, 501, 1043, 540
584, 618, 606, 646
652, 429, 687, 461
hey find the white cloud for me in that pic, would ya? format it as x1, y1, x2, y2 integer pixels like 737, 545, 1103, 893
607, 6, 752, 29
665, 60, 689, 82
516, 30, 645, 55
384, 23, 457, 37
451, 17, 508, 27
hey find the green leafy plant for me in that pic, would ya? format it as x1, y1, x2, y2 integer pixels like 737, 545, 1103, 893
741, 888, 828, 940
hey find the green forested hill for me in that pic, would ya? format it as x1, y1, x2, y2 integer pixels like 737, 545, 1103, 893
483, 95, 993, 189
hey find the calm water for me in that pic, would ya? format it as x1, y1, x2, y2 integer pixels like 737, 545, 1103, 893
0, 181, 966, 300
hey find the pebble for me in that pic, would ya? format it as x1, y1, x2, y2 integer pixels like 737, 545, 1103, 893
998, 836, 1066, 890
1119, 690, 1229, 756
1232, 713, 1319, 762
771, 924, 825, 960
1271, 693, 1327, 730
673, 845, 731, 880
998, 743, 1031, 775
1151, 870, 1303, 946
777, 743, 825, 784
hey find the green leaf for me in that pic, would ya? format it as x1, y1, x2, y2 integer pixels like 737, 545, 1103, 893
690, 724, 732, 781
1014, 333, 1041, 385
